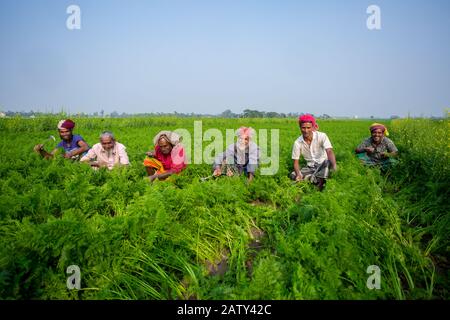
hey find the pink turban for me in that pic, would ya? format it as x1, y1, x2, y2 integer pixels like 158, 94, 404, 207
236, 126, 255, 139
298, 114, 319, 131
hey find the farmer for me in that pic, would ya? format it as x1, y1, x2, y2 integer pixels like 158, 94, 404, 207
213, 126, 260, 182
33, 119, 89, 160
290, 114, 337, 191
355, 123, 398, 170
80, 131, 129, 170
143, 131, 187, 182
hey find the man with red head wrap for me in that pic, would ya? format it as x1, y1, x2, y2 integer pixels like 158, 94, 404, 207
355, 123, 398, 170
291, 114, 337, 191
34, 119, 89, 160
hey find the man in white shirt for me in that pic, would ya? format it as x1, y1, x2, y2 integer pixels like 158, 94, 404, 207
291, 114, 337, 190
80, 131, 130, 170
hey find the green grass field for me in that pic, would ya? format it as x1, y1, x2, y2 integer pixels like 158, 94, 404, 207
0, 116, 448, 299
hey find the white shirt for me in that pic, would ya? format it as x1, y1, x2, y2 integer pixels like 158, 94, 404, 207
291, 131, 333, 167
80, 142, 130, 170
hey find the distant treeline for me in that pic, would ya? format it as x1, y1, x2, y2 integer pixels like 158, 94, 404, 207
0, 109, 332, 119
1, 108, 443, 119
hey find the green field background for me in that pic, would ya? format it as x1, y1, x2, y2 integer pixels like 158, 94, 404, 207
0, 117, 448, 299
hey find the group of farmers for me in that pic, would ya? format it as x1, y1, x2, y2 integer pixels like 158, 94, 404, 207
34, 115, 398, 190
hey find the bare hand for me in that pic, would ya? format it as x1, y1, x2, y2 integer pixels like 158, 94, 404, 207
295, 174, 303, 182
63, 152, 72, 159
34, 144, 44, 153
148, 174, 158, 182
213, 167, 222, 177
146, 151, 154, 157
365, 147, 375, 154
226, 168, 234, 177
90, 161, 100, 168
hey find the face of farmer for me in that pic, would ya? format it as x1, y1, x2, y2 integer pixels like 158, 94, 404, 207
158, 138, 173, 155
300, 122, 313, 139
239, 136, 250, 146
371, 128, 384, 144
58, 128, 73, 141
100, 136, 115, 151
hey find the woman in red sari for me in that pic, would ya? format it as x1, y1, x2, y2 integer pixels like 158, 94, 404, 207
143, 131, 187, 182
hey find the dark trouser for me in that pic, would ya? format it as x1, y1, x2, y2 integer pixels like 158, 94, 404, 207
291, 160, 332, 184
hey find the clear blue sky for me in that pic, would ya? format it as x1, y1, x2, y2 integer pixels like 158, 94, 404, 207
1, 0, 449, 117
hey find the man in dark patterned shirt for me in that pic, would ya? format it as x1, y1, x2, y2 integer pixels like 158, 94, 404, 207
355, 123, 398, 170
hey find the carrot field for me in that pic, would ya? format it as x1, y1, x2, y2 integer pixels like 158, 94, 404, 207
0, 116, 448, 299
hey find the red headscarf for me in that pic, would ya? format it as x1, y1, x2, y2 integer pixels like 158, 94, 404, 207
57, 119, 75, 130
298, 114, 319, 131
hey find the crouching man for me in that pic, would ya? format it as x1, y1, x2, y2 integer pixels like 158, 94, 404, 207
290, 114, 337, 191
80, 131, 129, 170
213, 126, 260, 183
355, 123, 398, 172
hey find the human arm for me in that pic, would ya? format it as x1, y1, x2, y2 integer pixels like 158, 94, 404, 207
118, 144, 130, 166
382, 139, 398, 158
64, 139, 89, 159
149, 145, 185, 181
80, 146, 106, 168
292, 140, 303, 181
170, 144, 186, 173
34, 144, 58, 159
246, 143, 259, 175
382, 150, 398, 158
213, 146, 232, 176
293, 159, 303, 181
148, 169, 175, 182
80, 147, 96, 163
355, 139, 374, 154
355, 146, 375, 154
326, 148, 337, 171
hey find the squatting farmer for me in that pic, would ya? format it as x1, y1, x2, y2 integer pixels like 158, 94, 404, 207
80, 131, 130, 170
33, 119, 89, 160
213, 126, 260, 183
355, 123, 398, 171
143, 131, 187, 182
290, 114, 337, 191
